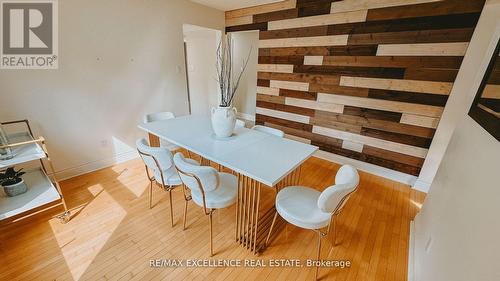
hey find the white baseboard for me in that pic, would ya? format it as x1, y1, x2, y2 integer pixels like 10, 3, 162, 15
237, 112, 255, 122
412, 178, 431, 193
408, 220, 416, 281
55, 150, 139, 181
314, 150, 418, 186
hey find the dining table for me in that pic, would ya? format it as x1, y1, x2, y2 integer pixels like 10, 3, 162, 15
138, 114, 318, 254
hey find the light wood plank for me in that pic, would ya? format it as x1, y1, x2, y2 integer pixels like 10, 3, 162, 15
317, 93, 444, 117
270, 80, 309, 91
340, 76, 453, 95
225, 0, 297, 19
256, 107, 311, 124
313, 125, 428, 158
259, 35, 349, 48
330, 0, 440, 14
303, 56, 324, 65
257, 86, 280, 96
483, 84, 500, 99
285, 97, 344, 113
341, 140, 364, 153
225, 15, 253, 27
376, 42, 469, 56
257, 64, 294, 73
268, 10, 367, 30
400, 113, 440, 128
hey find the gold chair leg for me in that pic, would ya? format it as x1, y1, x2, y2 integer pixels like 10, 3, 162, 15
265, 211, 278, 246
315, 230, 322, 281
168, 189, 174, 227
333, 217, 337, 246
148, 181, 153, 209
209, 210, 214, 257
183, 199, 188, 230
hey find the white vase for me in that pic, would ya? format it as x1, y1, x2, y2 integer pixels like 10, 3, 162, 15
211, 106, 237, 138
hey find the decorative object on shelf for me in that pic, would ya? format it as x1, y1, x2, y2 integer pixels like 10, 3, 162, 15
211, 33, 251, 138
0, 125, 13, 160
0, 167, 27, 197
469, 37, 500, 141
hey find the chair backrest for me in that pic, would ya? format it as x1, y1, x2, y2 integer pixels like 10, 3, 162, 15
144, 111, 175, 123
317, 165, 359, 214
235, 119, 246, 128
136, 138, 174, 173
252, 125, 285, 138
173, 152, 219, 194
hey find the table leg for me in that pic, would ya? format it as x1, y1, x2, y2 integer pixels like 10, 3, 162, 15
148, 133, 160, 147
236, 166, 302, 254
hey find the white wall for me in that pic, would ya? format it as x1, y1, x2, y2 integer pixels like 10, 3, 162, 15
231, 31, 259, 120
184, 26, 220, 115
414, 0, 500, 192
413, 1, 500, 280
0, 0, 224, 179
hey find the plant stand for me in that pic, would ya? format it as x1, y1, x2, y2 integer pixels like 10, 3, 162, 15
0, 119, 70, 224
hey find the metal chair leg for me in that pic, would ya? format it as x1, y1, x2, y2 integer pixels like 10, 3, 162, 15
148, 181, 153, 209
209, 210, 214, 256
315, 230, 322, 281
265, 211, 279, 246
183, 198, 188, 230
168, 189, 174, 227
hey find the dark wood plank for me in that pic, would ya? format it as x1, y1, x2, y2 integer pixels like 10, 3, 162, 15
258, 71, 340, 84
258, 55, 304, 65
279, 89, 318, 100
259, 26, 328, 40
404, 68, 459, 82
256, 93, 285, 104
322, 56, 464, 69
328, 13, 480, 36
342, 106, 402, 122
366, 0, 485, 21
257, 100, 316, 117
225, 22, 267, 33
257, 79, 270, 87
258, 45, 378, 56
294, 65, 405, 79
255, 114, 313, 132
368, 89, 449, 107
297, 0, 334, 17
361, 127, 432, 148
309, 84, 369, 97
362, 118, 436, 139
347, 28, 474, 45
362, 145, 425, 168
253, 8, 298, 23
363, 154, 421, 175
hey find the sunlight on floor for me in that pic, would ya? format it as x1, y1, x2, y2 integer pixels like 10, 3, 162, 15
50, 185, 126, 280
111, 136, 147, 197
410, 199, 423, 210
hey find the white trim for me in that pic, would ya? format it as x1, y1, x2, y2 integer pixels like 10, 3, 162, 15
54, 150, 139, 181
408, 220, 416, 281
237, 112, 256, 122
314, 150, 418, 186
412, 178, 431, 193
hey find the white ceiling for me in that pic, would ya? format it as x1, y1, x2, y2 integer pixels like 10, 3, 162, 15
190, 0, 283, 11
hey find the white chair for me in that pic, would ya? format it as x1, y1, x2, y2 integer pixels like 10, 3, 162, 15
235, 119, 246, 128
144, 111, 176, 149
266, 165, 360, 280
143, 111, 175, 123
136, 138, 199, 226
252, 125, 285, 138
173, 152, 238, 256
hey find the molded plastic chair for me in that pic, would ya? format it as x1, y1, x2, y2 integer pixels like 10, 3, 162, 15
252, 125, 285, 138
266, 165, 360, 280
136, 138, 199, 226
143, 111, 176, 149
173, 152, 238, 256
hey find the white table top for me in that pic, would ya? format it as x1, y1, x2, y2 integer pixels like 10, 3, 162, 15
138, 115, 318, 186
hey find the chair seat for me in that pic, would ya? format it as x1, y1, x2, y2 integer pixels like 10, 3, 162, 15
192, 173, 237, 209
154, 158, 200, 186
276, 186, 332, 230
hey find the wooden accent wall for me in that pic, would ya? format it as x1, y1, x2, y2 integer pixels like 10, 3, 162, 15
225, 0, 485, 176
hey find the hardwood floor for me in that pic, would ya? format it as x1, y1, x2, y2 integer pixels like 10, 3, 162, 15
0, 156, 425, 281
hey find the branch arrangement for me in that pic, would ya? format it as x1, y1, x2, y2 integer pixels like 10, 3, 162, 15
216, 34, 252, 107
